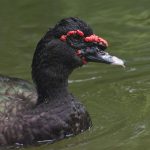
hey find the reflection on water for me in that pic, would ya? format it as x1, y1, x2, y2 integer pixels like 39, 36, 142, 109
69, 76, 102, 83
0, 0, 150, 150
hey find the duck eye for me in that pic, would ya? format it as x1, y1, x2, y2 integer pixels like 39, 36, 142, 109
60, 30, 86, 48
69, 34, 83, 41
66, 35, 86, 48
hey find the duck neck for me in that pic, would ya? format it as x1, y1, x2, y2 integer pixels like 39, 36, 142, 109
32, 63, 72, 104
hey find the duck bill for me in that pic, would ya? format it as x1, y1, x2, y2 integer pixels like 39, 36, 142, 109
86, 50, 125, 67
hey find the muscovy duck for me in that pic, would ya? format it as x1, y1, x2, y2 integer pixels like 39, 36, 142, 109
0, 17, 124, 145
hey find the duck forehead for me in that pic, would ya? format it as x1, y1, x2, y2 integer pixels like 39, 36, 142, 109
53, 17, 93, 37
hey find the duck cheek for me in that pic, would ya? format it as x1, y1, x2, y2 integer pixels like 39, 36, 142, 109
74, 55, 85, 67
74, 50, 88, 66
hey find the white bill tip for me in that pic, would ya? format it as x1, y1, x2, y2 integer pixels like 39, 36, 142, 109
111, 56, 125, 68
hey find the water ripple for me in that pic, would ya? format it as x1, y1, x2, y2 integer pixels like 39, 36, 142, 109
69, 76, 102, 84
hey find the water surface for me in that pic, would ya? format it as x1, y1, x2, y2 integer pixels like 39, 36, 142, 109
0, 0, 150, 150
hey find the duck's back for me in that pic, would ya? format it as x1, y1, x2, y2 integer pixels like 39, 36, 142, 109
0, 75, 37, 116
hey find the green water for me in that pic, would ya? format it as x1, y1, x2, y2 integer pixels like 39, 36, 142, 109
0, 0, 150, 149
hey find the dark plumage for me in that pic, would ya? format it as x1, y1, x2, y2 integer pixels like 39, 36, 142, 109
0, 17, 124, 146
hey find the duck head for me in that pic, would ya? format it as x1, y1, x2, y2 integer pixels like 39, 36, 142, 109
52, 17, 124, 68
32, 17, 124, 101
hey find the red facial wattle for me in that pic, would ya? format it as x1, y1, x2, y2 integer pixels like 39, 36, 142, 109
60, 30, 84, 41
60, 30, 112, 65
67, 30, 84, 37
84, 34, 108, 47
75, 49, 87, 64
60, 30, 108, 47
